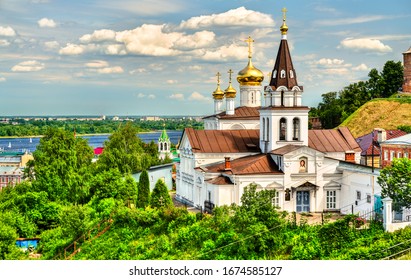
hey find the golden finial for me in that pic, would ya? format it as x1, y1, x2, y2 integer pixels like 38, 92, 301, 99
216, 71, 221, 85
225, 69, 236, 98
213, 71, 224, 100
280, 7, 289, 36
244, 36, 254, 59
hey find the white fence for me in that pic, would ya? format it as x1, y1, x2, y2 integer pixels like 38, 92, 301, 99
383, 197, 411, 232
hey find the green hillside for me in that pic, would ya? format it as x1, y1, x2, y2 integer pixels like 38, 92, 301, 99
339, 96, 411, 138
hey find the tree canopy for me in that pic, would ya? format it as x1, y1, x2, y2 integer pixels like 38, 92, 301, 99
150, 179, 172, 208
378, 158, 411, 208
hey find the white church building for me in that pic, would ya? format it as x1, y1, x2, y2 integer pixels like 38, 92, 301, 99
176, 10, 382, 217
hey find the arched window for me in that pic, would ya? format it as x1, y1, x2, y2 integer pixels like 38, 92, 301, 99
280, 118, 287, 141
164, 142, 167, 150
281, 91, 284, 106
266, 118, 270, 141
273, 70, 277, 79
160, 143, 163, 150
262, 118, 266, 141
251, 91, 254, 103
280, 70, 286, 78
290, 70, 294, 78
293, 118, 300, 141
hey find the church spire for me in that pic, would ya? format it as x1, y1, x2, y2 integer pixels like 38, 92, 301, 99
269, 7, 300, 91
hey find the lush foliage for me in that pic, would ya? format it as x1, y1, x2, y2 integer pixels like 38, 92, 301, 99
0, 118, 203, 137
151, 179, 172, 208
137, 170, 150, 208
311, 60, 403, 128
378, 158, 411, 208
96, 122, 160, 174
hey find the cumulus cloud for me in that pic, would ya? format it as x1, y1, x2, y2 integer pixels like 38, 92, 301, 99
0, 26, 16, 37
180, 7, 274, 29
38, 18, 57, 28
172, 30, 215, 49
130, 68, 147, 74
314, 58, 345, 66
188, 92, 211, 102
352, 63, 369, 71
0, 77, 6, 82
59, 43, 85, 55
0, 40, 10, 47
95, 66, 124, 74
167, 80, 178, 84
339, 38, 392, 53
137, 93, 145, 98
11, 60, 45, 72
169, 93, 184, 100
200, 43, 248, 61
85, 60, 109, 68
44, 41, 60, 50
80, 29, 116, 43
148, 94, 156, 99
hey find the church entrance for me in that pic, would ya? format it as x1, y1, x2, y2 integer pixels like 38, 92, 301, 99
296, 191, 310, 212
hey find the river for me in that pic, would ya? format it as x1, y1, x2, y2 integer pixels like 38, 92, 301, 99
0, 130, 183, 153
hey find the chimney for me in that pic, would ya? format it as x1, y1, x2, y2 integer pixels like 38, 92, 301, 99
224, 157, 231, 171
377, 129, 386, 143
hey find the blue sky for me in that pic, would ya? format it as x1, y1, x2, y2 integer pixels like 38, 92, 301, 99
0, 0, 410, 116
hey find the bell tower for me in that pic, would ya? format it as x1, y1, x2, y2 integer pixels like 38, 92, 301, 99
260, 8, 309, 153
403, 46, 411, 93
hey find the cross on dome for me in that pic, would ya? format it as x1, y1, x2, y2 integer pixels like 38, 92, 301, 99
244, 36, 254, 59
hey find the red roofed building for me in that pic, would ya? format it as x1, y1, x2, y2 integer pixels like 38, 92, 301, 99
176, 9, 381, 217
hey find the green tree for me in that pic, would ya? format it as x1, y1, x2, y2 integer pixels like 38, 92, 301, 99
137, 170, 150, 208
150, 179, 172, 208
97, 122, 154, 174
31, 128, 94, 204
378, 158, 411, 208
317, 92, 343, 128
380, 60, 403, 97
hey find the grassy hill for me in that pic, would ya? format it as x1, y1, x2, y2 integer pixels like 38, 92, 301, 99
339, 96, 411, 138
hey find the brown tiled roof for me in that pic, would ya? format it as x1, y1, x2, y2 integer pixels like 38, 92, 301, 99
206, 176, 233, 185
270, 144, 302, 155
269, 39, 300, 90
185, 128, 260, 153
308, 127, 361, 153
202, 154, 282, 175
203, 106, 260, 120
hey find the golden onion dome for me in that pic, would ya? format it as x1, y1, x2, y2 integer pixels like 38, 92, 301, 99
224, 69, 237, 98
237, 36, 264, 86
237, 58, 264, 86
212, 72, 224, 100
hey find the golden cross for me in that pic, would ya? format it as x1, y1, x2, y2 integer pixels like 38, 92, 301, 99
282, 7, 287, 21
216, 72, 221, 85
244, 36, 254, 58
228, 69, 233, 83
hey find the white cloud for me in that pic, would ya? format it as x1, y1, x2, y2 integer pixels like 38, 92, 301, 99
85, 60, 109, 68
172, 30, 215, 49
169, 93, 184, 100
180, 7, 274, 29
95, 66, 124, 74
200, 43, 248, 61
315, 15, 388, 26
0, 77, 6, 82
44, 41, 60, 50
137, 93, 145, 98
11, 60, 45, 72
0, 26, 16, 37
130, 68, 147, 74
148, 94, 156, 99
38, 18, 57, 28
352, 63, 369, 71
59, 43, 85, 55
188, 92, 211, 102
167, 80, 178, 84
0, 40, 10, 46
314, 58, 345, 66
339, 38, 392, 53
80, 29, 116, 43
104, 44, 127, 55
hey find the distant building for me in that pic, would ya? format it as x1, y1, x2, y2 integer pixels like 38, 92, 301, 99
356, 128, 406, 168
402, 46, 411, 93
0, 151, 33, 168
143, 116, 162, 121
0, 166, 24, 190
132, 163, 173, 191
380, 133, 411, 168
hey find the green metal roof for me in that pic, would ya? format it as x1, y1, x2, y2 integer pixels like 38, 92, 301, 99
158, 129, 170, 141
